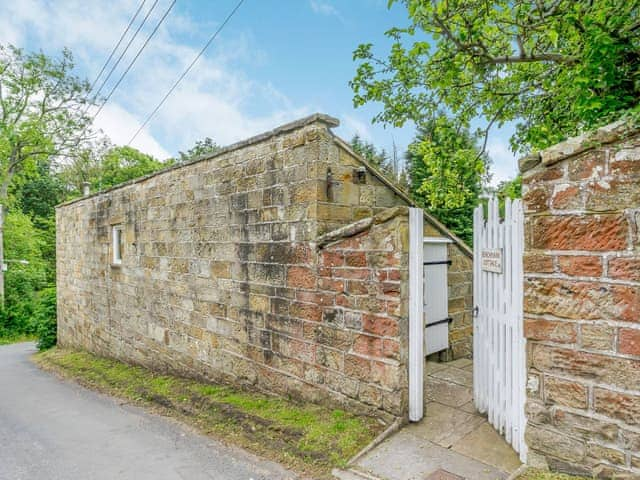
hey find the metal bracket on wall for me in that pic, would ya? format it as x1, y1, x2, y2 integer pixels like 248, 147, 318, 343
425, 317, 452, 328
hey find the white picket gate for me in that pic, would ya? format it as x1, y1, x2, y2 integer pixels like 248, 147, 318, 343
473, 197, 527, 462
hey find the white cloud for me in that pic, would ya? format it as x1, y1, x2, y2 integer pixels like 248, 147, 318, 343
486, 135, 519, 186
93, 103, 171, 159
0, 0, 308, 157
309, 0, 344, 21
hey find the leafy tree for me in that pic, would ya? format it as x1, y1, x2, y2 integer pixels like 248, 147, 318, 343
407, 116, 489, 244
59, 143, 168, 195
0, 44, 94, 304
351, 0, 640, 154
0, 210, 47, 336
98, 146, 167, 190
178, 137, 221, 163
31, 287, 57, 350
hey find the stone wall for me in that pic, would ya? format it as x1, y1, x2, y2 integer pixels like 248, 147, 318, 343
521, 121, 640, 477
57, 113, 472, 419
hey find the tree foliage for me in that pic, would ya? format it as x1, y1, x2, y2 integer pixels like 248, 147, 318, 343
178, 137, 221, 163
351, 0, 640, 153
59, 143, 169, 195
407, 116, 488, 244
0, 45, 93, 201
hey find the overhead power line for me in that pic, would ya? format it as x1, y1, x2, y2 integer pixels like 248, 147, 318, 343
90, 0, 160, 104
88, 0, 147, 95
128, 0, 246, 146
92, 0, 177, 122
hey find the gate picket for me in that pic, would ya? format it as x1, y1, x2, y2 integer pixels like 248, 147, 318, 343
473, 198, 527, 462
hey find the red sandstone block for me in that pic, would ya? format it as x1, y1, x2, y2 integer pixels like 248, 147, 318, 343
318, 266, 332, 278
381, 282, 401, 296
567, 151, 605, 181
383, 339, 400, 360
524, 318, 577, 344
551, 185, 582, 210
530, 215, 629, 251
594, 388, 640, 426
387, 269, 401, 281
524, 253, 554, 274
610, 158, 640, 177
332, 268, 372, 280
336, 294, 358, 309
371, 361, 400, 389
362, 314, 399, 337
523, 165, 564, 185
544, 375, 588, 409
558, 256, 603, 277
367, 252, 398, 268
523, 186, 550, 212
352, 334, 384, 358
524, 278, 640, 323
345, 251, 367, 267
334, 233, 366, 250
344, 354, 371, 379
321, 250, 344, 267
608, 257, 640, 282
619, 328, 640, 356
296, 290, 334, 306
530, 344, 640, 390
287, 266, 316, 289
290, 302, 323, 322
318, 277, 344, 293
346, 280, 369, 296
291, 244, 312, 264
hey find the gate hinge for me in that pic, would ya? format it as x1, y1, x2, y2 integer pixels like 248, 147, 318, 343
473, 306, 479, 318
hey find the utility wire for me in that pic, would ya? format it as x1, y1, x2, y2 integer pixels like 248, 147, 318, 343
92, 0, 177, 122
90, 0, 160, 106
128, 0, 245, 145
88, 0, 147, 95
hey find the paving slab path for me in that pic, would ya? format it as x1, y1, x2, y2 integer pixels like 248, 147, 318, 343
335, 359, 521, 480
0, 342, 298, 480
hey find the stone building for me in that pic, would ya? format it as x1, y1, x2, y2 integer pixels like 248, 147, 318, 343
56, 114, 473, 418
521, 121, 640, 478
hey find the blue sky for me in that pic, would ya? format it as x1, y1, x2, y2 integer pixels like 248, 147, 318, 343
0, 0, 518, 184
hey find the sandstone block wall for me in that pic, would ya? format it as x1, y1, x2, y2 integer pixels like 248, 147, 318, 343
521, 121, 640, 477
57, 113, 472, 418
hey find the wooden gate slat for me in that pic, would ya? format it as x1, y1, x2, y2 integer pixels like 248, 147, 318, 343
473, 198, 526, 462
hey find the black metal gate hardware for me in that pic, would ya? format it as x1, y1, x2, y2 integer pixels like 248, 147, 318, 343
425, 317, 452, 328
423, 260, 452, 266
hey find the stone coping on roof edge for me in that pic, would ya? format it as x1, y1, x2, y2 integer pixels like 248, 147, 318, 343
56, 113, 340, 209
519, 118, 640, 174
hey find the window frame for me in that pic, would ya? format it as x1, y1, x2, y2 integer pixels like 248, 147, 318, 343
112, 225, 123, 266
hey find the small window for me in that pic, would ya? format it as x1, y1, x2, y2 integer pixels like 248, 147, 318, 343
112, 225, 123, 265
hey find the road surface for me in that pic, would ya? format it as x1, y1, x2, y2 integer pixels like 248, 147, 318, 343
0, 342, 298, 480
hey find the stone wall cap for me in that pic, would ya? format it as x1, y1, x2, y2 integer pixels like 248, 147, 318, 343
57, 113, 340, 209
316, 206, 409, 249
519, 118, 640, 174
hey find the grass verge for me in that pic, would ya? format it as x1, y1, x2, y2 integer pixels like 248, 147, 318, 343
517, 468, 590, 480
0, 334, 35, 345
34, 348, 385, 479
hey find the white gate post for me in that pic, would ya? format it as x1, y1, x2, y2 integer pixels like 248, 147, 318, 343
409, 208, 424, 422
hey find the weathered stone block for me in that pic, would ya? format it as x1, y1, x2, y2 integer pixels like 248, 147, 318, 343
529, 214, 630, 251
525, 318, 577, 344
543, 375, 588, 409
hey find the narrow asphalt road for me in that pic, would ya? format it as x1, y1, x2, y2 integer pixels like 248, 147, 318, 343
0, 342, 298, 480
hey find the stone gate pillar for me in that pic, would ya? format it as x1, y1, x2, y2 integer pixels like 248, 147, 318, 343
520, 121, 640, 478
